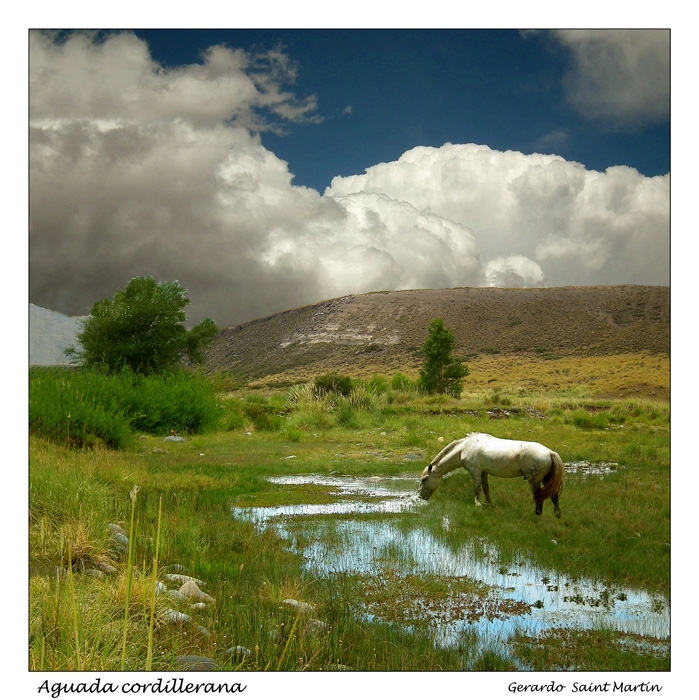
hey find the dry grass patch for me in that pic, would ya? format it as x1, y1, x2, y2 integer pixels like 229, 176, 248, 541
464, 353, 669, 400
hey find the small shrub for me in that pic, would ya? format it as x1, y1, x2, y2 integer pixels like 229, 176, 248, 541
314, 373, 353, 396
366, 374, 389, 394
285, 384, 337, 412
244, 403, 283, 432
336, 403, 360, 429
125, 371, 220, 434
347, 385, 378, 411
362, 343, 383, 353
567, 410, 609, 430
210, 370, 242, 393
283, 428, 303, 443
390, 373, 408, 390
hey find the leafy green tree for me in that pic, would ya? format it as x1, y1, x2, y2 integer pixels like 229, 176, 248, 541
67, 277, 219, 374
418, 318, 469, 397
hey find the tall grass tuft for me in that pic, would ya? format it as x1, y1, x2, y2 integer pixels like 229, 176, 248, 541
29, 368, 133, 449
146, 496, 163, 671
120, 485, 139, 670
30, 367, 221, 447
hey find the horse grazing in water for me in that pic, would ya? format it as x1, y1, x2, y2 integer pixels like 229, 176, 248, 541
418, 433, 563, 517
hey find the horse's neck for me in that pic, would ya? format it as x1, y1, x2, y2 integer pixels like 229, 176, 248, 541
433, 439, 465, 476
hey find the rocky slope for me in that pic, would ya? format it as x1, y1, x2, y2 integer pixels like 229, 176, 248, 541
204, 285, 670, 383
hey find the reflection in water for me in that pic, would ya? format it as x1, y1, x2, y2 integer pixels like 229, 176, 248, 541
232, 475, 669, 648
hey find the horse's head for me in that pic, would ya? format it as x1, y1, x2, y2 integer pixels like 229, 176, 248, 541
418, 464, 440, 500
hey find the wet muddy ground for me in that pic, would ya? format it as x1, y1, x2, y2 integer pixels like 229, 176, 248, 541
231, 470, 669, 666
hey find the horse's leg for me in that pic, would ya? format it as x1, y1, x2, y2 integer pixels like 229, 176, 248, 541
551, 492, 561, 518
472, 472, 483, 507
526, 477, 544, 516
534, 494, 543, 516
481, 473, 493, 507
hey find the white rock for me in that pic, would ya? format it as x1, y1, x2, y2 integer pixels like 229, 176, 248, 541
180, 580, 215, 604
304, 618, 329, 638
164, 573, 206, 587
162, 609, 191, 624
282, 598, 315, 614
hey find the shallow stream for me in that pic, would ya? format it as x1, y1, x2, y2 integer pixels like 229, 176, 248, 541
231, 473, 669, 653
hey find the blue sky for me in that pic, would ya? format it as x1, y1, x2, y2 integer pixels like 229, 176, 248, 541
133, 29, 669, 193
30, 29, 670, 326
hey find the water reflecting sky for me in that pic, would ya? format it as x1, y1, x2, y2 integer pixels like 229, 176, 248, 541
232, 475, 669, 646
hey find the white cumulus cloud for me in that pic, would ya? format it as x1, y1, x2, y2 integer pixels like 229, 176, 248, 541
327, 143, 669, 290
485, 256, 545, 288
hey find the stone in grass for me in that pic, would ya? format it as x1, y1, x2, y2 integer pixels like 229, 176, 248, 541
162, 563, 187, 573
110, 532, 129, 548
164, 573, 207, 587
303, 618, 329, 638
179, 580, 215, 604
162, 609, 192, 624
83, 568, 104, 578
224, 646, 252, 660
164, 435, 185, 443
172, 655, 221, 671
96, 560, 118, 574
282, 599, 315, 614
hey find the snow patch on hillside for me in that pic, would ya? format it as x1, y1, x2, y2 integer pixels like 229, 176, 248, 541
30, 304, 86, 365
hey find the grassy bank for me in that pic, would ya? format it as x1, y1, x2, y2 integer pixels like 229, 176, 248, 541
29, 362, 670, 671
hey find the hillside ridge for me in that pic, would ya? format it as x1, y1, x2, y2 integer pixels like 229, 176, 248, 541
204, 285, 669, 382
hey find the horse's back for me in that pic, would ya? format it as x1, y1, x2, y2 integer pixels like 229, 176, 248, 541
463, 433, 552, 477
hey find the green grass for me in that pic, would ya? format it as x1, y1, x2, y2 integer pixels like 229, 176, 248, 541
29, 366, 670, 671
29, 367, 221, 448
511, 628, 670, 671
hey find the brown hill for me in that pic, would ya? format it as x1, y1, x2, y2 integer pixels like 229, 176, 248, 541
204, 285, 669, 385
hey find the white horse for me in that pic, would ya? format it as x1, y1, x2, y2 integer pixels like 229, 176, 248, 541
418, 432, 563, 517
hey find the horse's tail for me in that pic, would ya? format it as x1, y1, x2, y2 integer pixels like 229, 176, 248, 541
539, 451, 564, 501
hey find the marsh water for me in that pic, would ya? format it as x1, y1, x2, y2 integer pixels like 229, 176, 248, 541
231, 473, 669, 654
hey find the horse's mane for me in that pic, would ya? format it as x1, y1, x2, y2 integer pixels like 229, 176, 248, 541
430, 434, 479, 464
430, 433, 497, 464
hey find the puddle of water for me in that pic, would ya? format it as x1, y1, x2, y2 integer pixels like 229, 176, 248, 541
238, 475, 421, 521
231, 474, 669, 651
564, 461, 623, 478
267, 474, 417, 496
